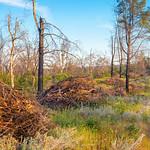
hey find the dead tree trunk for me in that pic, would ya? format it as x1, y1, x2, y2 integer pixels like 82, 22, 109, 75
126, 52, 130, 93
111, 35, 116, 78
111, 37, 114, 77
125, 28, 131, 93
7, 15, 19, 89
38, 17, 44, 94
119, 48, 123, 78
10, 46, 15, 88
117, 33, 123, 78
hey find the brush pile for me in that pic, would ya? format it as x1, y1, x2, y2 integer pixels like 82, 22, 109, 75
38, 77, 106, 108
0, 82, 50, 141
106, 77, 143, 95
106, 77, 126, 96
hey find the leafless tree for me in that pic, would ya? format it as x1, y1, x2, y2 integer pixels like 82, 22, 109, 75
0, 31, 5, 73
84, 50, 97, 77
17, 36, 38, 89
7, 15, 25, 88
110, 32, 117, 78
117, 27, 124, 78
31, 0, 80, 93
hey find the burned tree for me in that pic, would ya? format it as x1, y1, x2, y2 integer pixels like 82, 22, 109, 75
32, 0, 79, 94
32, 0, 44, 93
116, 0, 149, 93
117, 26, 124, 78
38, 17, 44, 93
110, 34, 116, 78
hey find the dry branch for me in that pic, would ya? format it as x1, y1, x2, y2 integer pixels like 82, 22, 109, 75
0, 82, 51, 141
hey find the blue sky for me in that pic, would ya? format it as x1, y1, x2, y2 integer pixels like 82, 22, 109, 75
0, 0, 149, 56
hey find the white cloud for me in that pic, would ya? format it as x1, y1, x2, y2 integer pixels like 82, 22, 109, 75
0, 0, 31, 9
0, 0, 51, 20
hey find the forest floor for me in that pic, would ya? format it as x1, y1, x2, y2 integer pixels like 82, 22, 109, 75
0, 76, 150, 150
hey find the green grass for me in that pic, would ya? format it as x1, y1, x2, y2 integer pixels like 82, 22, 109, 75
49, 96, 150, 149
1, 76, 150, 149
1, 96, 150, 149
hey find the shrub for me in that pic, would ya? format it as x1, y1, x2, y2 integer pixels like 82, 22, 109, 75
122, 112, 141, 122
85, 118, 98, 129
16, 74, 33, 90
0, 72, 10, 85
43, 75, 52, 88
126, 124, 140, 139
113, 100, 129, 114
54, 73, 71, 83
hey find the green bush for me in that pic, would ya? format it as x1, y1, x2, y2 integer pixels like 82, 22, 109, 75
43, 75, 52, 88
125, 124, 140, 139
85, 118, 98, 129
0, 72, 10, 85
15, 73, 37, 92
142, 113, 150, 123
112, 98, 142, 114
113, 100, 129, 114
54, 73, 71, 83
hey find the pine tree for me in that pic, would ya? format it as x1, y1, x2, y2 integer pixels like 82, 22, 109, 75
116, 0, 150, 93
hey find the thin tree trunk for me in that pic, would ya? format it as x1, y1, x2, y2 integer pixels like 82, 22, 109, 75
126, 30, 131, 93
111, 58, 114, 77
32, 75, 36, 89
119, 49, 123, 78
117, 26, 123, 78
38, 17, 44, 94
126, 53, 130, 93
10, 44, 15, 88
111, 36, 115, 78
10, 55, 14, 88
119, 61, 122, 78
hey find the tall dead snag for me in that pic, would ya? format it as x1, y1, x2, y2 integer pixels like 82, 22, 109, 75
117, 27, 123, 78
32, 0, 44, 94
7, 15, 23, 88
8, 15, 15, 88
111, 26, 118, 78
110, 35, 116, 78
118, 45, 123, 78
59, 41, 70, 73
31, 0, 79, 94
38, 17, 44, 93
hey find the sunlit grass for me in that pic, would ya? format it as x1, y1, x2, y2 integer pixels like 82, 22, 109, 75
1, 75, 150, 149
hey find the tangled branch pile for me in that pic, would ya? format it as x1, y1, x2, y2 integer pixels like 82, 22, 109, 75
106, 77, 126, 96
106, 77, 143, 96
38, 77, 105, 108
0, 82, 50, 141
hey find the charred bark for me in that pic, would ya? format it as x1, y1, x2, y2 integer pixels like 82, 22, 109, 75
38, 17, 44, 94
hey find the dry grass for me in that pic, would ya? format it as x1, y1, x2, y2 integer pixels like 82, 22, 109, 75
0, 128, 81, 150
0, 129, 148, 150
